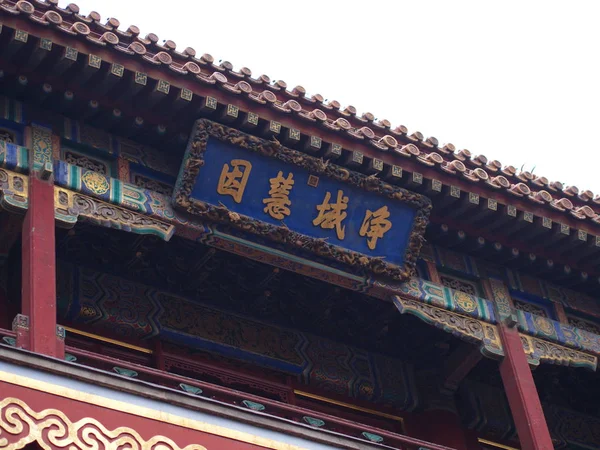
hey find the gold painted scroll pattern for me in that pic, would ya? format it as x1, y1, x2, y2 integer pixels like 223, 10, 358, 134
394, 296, 597, 370
54, 187, 175, 241
0, 167, 174, 240
520, 334, 597, 371
0, 397, 207, 450
0, 168, 28, 213
393, 296, 504, 359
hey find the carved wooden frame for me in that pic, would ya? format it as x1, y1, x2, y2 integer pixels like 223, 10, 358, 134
173, 119, 431, 281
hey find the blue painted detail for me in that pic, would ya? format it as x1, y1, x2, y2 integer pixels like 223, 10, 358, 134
129, 162, 176, 185
191, 138, 416, 267
3, 143, 28, 172
161, 329, 305, 375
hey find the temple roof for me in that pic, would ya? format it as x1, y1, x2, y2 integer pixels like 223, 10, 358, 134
1, 0, 600, 230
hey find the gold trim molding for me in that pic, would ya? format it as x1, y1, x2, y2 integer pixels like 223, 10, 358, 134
63, 325, 153, 354
478, 437, 519, 450
293, 390, 404, 427
0, 370, 307, 450
0, 397, 206, 450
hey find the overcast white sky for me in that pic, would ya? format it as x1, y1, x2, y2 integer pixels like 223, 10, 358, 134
63, 0, 600, 191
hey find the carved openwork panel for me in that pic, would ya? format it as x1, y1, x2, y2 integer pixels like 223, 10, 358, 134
62, 147, 113, 177
0, 128, 15, 144
440, 272, 485, 298
440, 274, 479, 296
133, 173, 173, 195
514, 300, 549, 318
567, 315, 600, 335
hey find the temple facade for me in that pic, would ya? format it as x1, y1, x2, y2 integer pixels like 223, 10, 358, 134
0, 2, 599, 449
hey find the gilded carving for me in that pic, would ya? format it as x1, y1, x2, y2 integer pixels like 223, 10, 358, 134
453, 291, 477, 313
217, 159, 252, 203
533, 315, 556, 337
489, 278, 514, 322
393, 296, 504, 359
65, 150, 110, 175
0, 397, 207, 450
359, 205, 393, 250
0, 168, 28, 213
82, 170, 110, 195
520, 334, 597, 371
31, 126, 52, 172
174, 119, 432, 281
55, 188, 174, 241
313, 189, 349, 240
263, 171, 294, 220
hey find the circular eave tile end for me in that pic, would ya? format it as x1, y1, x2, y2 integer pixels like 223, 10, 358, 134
260, 90, 277, 103
16, 1, 35, 14
71, 22, 91, 36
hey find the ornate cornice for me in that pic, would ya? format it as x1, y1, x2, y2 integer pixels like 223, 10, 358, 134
393, 296, 504, 359
521, 334, 597, 371
0, 167, 28, 214
393, 295, 598, 371
0, 166, 174, 240
55, 187, 175, 240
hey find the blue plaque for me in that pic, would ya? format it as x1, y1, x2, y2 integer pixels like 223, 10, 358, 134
174, 120, 430, 280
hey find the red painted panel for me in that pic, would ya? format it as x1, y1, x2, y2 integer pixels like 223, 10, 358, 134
0, 381, 266, 450
405, 410, 479, 450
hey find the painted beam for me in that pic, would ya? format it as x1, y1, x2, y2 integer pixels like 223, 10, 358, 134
393, 296, 504, 359
393, 295, 597, 371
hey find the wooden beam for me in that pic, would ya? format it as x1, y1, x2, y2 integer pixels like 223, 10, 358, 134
441, 342, 483, 394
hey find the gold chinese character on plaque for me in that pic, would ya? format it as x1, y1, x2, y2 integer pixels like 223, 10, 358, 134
263, 171, 295, 219
359, 206, 392, 250
217, 159, 252, 203
313, 190, 349, 240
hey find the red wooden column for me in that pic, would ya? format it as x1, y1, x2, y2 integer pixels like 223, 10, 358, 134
14, 125, 64, 358
487, 279, 554, 450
